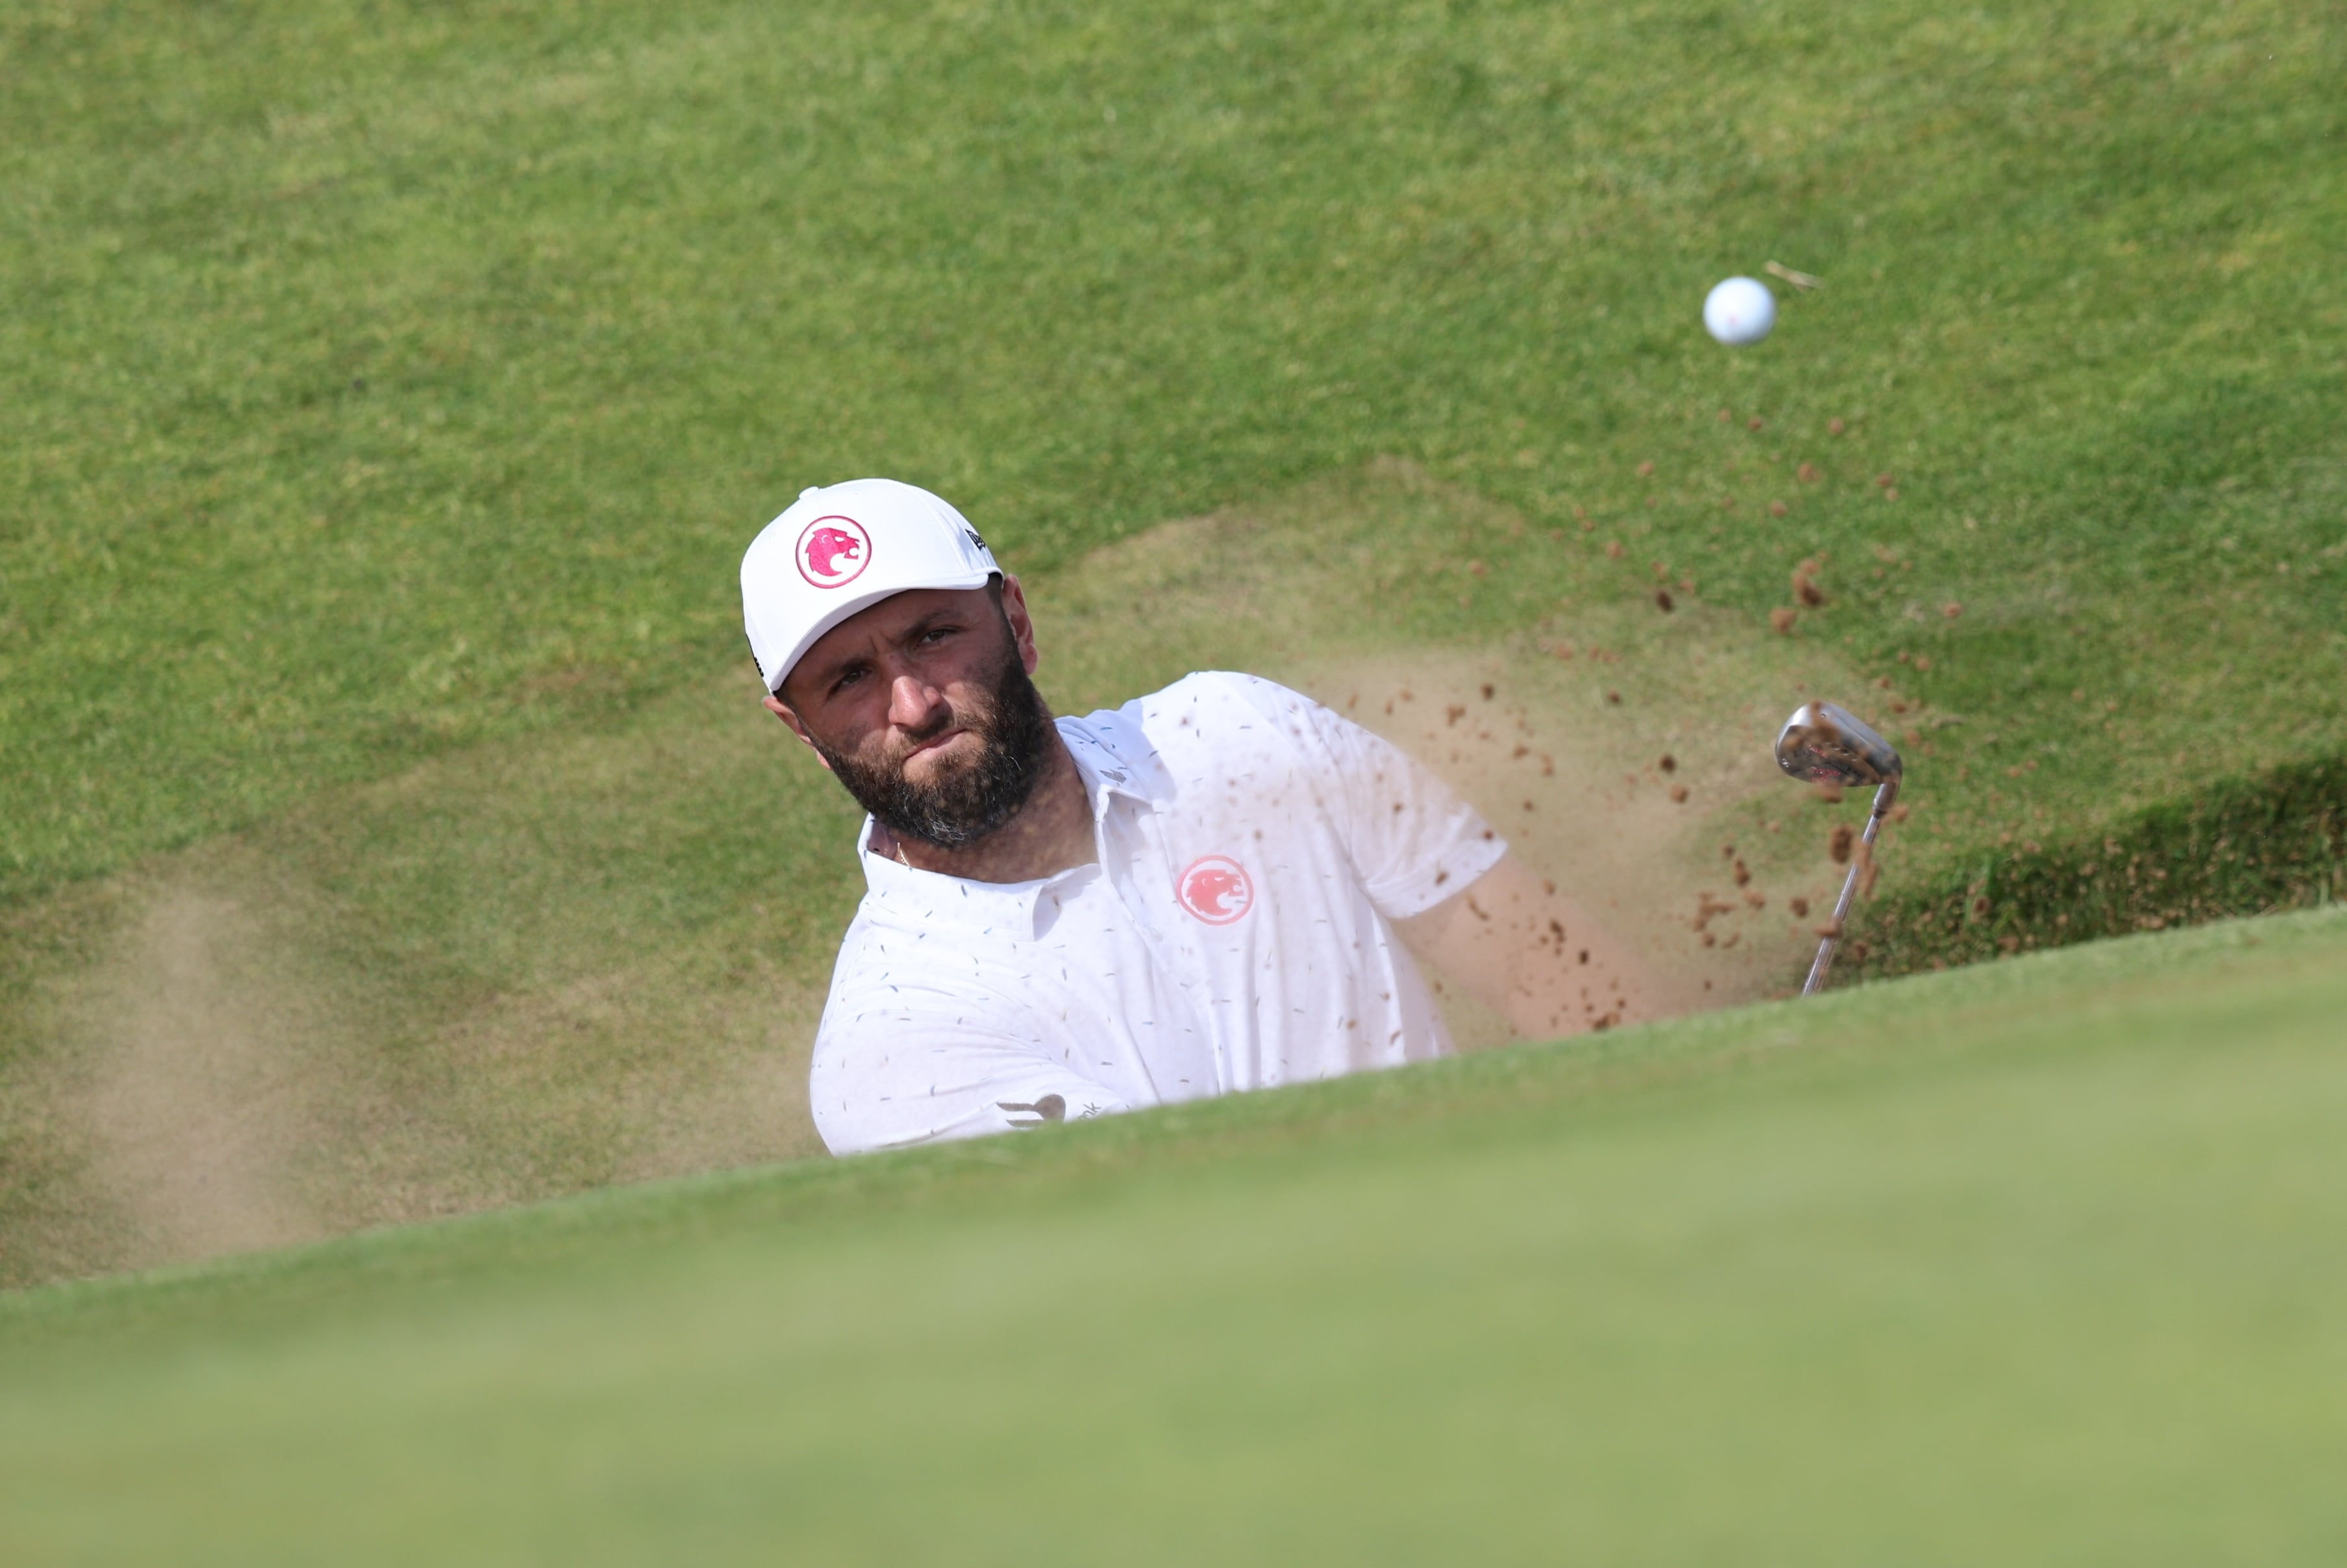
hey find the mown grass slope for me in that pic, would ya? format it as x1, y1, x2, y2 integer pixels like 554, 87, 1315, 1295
4, 909, 2343, 1564
6, 0, 2340, 895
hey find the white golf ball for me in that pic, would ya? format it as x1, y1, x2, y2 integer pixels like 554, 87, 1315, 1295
1703, 276, 1777, 346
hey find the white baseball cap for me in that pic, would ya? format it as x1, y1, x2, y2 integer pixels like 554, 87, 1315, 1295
740, 478, 1002, 694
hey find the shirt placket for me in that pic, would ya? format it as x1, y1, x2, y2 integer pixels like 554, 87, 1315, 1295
1088, 783, 1229, 1098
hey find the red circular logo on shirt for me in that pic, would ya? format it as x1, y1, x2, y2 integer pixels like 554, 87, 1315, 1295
1177, 855, 1254, 925
795, 515, 872, 588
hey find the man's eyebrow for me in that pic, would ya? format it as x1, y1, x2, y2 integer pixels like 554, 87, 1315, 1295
791, 602, 976, 699
895, 607, 966, 643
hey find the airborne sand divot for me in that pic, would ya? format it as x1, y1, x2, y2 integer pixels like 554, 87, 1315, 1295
1034, 463, 1874, 1033
1296, 650, 1806, 1039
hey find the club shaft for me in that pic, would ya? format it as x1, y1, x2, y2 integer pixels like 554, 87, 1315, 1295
1800, 778, 1899, 996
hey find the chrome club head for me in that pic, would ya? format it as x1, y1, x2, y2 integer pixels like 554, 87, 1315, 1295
1775, 701, 1903, 790
1775, 700, 1906, 997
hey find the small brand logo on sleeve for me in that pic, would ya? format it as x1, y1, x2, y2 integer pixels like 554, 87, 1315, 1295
998, 1094, 1066, 1127
796, 515, 872, 587
1177, 855, 1254, 925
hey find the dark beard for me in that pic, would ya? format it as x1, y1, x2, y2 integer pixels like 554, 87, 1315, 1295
812, 644, 1058, 850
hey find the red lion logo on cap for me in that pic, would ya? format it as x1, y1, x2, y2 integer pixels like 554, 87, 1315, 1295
795, 515, 872, 587
1177, 855, 1254, 925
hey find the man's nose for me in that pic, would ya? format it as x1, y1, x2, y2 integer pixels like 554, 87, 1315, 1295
888, 674, 949, 731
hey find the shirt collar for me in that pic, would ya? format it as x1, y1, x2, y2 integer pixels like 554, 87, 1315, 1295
1057, 705, 1174, 810
857, 816, 1072, 925
854, 711, 1170, 929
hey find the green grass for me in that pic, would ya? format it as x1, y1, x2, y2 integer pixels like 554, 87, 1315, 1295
5, 908, 2344, 1563
3, 0, 2344, 1279
6, 6, 2344, 1539
5, 0, 2341, 901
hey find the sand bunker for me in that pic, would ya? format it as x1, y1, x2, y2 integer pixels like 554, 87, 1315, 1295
8, 459, 1874, 1282
68, 885, 334, 1265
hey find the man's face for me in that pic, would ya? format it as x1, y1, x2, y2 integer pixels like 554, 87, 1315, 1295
766, 581, 1058, 848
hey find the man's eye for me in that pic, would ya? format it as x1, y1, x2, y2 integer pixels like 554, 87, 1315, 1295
919, 626, 955, 646
829, 667, 866, 695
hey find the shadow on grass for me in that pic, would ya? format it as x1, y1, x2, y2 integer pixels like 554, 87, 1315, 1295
1852, 754, 2346, 977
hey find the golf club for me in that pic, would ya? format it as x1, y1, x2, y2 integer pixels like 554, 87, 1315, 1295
1774, 701, 1904, 995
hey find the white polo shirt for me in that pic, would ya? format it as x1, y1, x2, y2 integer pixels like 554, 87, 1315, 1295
807, 672, 1507, 1155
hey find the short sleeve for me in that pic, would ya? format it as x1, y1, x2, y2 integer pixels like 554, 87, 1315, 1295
1223, 676, 1508, 920
809, 986, 1132, 1157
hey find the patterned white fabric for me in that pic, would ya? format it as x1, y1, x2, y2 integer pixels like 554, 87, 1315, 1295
808, 672, 1506, 1155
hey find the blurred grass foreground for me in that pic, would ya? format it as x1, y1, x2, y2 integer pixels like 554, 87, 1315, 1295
3, 910, 2345, 1562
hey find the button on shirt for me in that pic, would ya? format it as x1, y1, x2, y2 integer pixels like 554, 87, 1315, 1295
808, 672, 1508, 1155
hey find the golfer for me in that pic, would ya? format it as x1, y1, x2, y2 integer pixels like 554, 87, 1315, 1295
743, 479, 1662, 1155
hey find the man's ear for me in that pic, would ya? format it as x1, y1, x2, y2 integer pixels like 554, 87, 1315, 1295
998, 574, 1042, 677
761, 692, 833, 770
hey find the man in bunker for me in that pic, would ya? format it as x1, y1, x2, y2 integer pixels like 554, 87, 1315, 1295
742, 479, 1663, 1155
